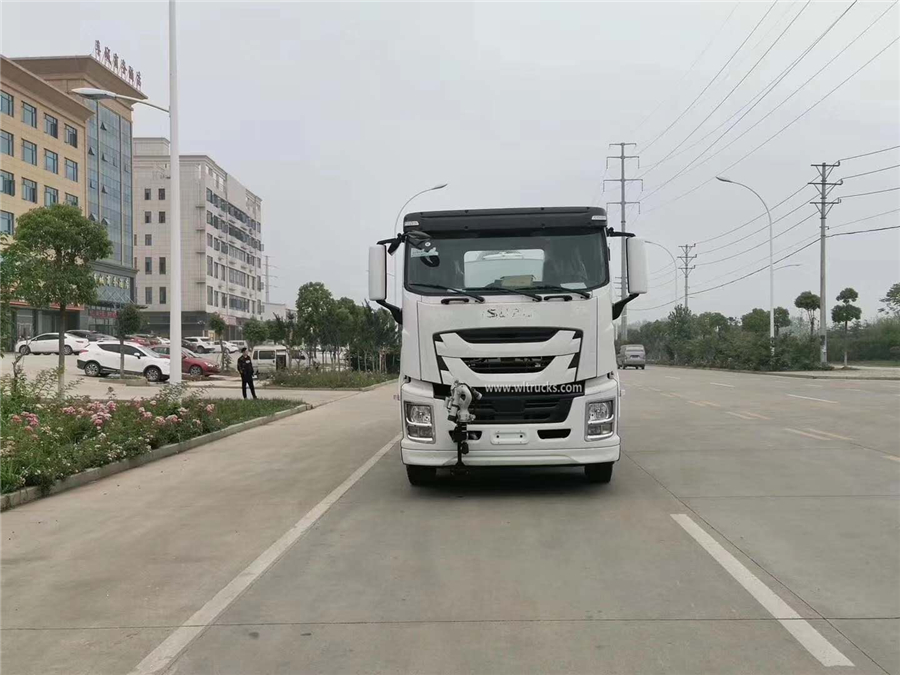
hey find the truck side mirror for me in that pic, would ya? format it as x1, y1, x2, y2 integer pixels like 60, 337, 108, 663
368, 245, 387, 301
626, 237, 649, 295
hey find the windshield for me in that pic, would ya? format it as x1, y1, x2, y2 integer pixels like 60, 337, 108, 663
405, 230, 607, 295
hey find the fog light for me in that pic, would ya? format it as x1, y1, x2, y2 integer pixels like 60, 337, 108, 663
585, 399, 615, 440
405, 403, 434, 443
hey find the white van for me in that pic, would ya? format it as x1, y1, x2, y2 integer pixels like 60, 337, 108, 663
251, 345, 288, 377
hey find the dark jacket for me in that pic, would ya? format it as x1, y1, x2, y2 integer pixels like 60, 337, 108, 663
237, 354, 253, 377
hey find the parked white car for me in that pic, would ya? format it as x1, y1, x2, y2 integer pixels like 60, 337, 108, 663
15, 332, 90, 356
77, 341, 171, 382
183, 336, 215, 353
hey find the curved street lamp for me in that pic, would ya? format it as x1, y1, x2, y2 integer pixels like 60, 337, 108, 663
391, 183, 448, 304
645, 240, 679, 302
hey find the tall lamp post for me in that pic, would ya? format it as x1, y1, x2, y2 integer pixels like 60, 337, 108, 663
645, 240, 679, 302
717, 176, 774, 354
391, 183, 447, 305
72, 0, 182, 382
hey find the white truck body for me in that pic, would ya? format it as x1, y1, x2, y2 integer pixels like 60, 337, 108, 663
369, 207, 647, 484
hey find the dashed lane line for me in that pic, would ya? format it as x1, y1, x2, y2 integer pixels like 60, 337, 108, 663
784, 428, 833, 441
787, 394, 838, 404
742, 412, 771, 420
885, 455, 900, 463
710, 382, 736, 388
699, 401, 722, 408
727, 412, 755, 421
806, 428, 853, 442
671, 514, 853, 668
665, 375, 681, 380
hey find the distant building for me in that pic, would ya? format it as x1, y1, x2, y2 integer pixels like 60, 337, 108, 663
263, 302, 288, 319
133, 138, 265, 339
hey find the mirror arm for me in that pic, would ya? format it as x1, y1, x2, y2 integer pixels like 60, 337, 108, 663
606, 228, 636, 239
375, 299, 403, 326
612, 294, 639, 320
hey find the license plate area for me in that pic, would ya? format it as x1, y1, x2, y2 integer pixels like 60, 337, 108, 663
491, 430, 530, 445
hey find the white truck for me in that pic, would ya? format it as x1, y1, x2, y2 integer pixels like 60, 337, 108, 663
368, 207, 648, 485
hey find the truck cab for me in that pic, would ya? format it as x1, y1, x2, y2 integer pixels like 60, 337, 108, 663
369, 207, 648, 485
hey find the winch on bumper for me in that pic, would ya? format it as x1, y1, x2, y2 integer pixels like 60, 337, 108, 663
399, 376, 620, 468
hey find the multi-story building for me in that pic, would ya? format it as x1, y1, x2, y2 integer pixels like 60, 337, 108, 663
1, 55, 94, 341
10, 54, 146, 335
133, 137, 265, 339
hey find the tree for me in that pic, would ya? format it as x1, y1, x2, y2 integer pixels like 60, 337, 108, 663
741, 308, 769, 334
115, 304, 143, 378
4, 204, 112, 394
794, 291, 820, 338
879, 282, 900, 318
774, 307, 791, 337
295, 282, 333, 364
208, 313, 227, 371
242, 318, 268, 348
831, 287, 862, 368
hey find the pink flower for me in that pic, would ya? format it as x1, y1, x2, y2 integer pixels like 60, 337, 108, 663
148, 400, 158, 407
10, 415, 22, 424
165, 414, 179, 423
154, 416, 166, 426
107, 401, 117, 411
205, 404, 215, 413
141, 411, 153, 420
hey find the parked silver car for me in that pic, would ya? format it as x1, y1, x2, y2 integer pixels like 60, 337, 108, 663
617, 344, 646, 370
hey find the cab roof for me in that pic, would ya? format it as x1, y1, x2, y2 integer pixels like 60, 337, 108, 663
403, 206, 607, 233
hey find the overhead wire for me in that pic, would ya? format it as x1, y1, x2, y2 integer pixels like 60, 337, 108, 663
839, 164, 900, 180
838, 187, 900, 198
838, 144, 900, 162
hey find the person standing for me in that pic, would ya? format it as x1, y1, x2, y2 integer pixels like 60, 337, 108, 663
237, 348, 257, 400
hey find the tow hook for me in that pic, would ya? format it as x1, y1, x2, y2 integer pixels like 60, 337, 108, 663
446, 380, 480, 475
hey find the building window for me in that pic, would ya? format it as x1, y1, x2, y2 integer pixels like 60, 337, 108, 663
144, 211, 152, 224
0, 211, 14, 235
65, 158, 78, 182
145, 286, 153, 304
22, 178, 37, 203
159, 287, 167, 304
44, 113, 58, 138
44, 149, 59, 174
0, 170, 14, 196
214, 262, 219, 279
207, 233, 213, 247
159, 211, 166, 223
145, 257, 152, 274
22, 102, 37, 128
206, 210, 212, 225
65, 124, 78, 147
22, 140, 37, 165
207, 255, 213, 276
145, 233, 152, 246
0, 130, 12, 156
214, 239, 220, 252
44, 186, 58, 206
144, 188, 151, 200
158, 188, 165, 200
207, 285, 213, 305
65, 193, 78, 207
159, 257, 166, 274
0, 91, 12, 117
134, 234, 137, 246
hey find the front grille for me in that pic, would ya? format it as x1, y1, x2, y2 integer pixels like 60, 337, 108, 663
468, 388, 581, 424
453, 327, 561, 344
462, 356, 553, 374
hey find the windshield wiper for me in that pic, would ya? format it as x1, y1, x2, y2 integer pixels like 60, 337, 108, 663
528, 284, 591, 299
409, 283, 485, 303
468, 284, 542, 302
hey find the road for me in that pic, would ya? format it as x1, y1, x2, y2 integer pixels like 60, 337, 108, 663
2, 367, 898, 674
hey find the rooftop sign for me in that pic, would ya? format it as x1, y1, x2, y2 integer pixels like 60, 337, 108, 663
93, 40, 142, 91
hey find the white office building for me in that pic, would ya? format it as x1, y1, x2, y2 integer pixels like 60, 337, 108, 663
133, 138, 265, 338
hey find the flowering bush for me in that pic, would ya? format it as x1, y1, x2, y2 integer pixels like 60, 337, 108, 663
1, 371, 297, 494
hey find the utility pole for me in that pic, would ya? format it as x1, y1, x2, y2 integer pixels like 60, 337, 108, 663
604, 142, 641, 341
809, 163, 842, 366
678, 244, 697, 311
264, 255, 271, 304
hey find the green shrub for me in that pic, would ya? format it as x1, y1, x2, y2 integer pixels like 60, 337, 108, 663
269, 369, 395, 389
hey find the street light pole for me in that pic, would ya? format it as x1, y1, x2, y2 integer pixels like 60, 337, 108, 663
717, 176, 774, 355
645, 240, 679, 302
391, 183, 447, 305
168, 0, 182, 383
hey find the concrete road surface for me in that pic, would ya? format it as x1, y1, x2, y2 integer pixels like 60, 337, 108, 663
2, 367, 898, 674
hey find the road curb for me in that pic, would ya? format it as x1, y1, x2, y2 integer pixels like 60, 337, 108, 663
264, 379, 396, 392
652, 364, 900, 381
0, 403, 312, 512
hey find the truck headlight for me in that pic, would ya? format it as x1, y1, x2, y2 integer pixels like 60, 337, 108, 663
405, 403, 434, 443
585, 399, 615, 440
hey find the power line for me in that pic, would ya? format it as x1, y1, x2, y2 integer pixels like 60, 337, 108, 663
829, 225, 900, 237
694, 185, 809, 245
640, 2, 777, 154
642, 21, 900, 215
701, 199, 810, 254
840, 164, 900, 180
837, 144, 900, 162
697, 213, 817, 266
839, 186, 900, 199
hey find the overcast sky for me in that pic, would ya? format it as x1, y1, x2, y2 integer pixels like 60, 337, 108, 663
3, 1, 898, 322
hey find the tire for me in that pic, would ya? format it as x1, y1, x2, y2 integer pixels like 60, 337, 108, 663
641, 366, 645, 370
64, 345, 73, 356
189, 365, 203, 378
406, 465, 437, 486
84, 361, 101, 377
144, 366, 162, 383
19, 345, 30, 355
585, 462, 614, 484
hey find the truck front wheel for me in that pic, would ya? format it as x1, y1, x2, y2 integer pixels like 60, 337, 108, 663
406, 465, 437, 486
585, 462, 614, 484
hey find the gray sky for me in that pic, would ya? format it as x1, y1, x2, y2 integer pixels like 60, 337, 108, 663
3, 1, 898, 321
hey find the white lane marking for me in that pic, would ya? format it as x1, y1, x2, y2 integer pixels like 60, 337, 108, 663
742, 412, 771, 420
785, 428, 833, 441
699, 401, 722, 408
689, 400, 707, 407
805, 384, 824, 388
129, 433, 402, 675
806, 428, 853, 442
648, 387, 662, 392
884, 455, 900, 463
787, 394, 838, 404
665, 375, 681, 380
671, 514, 853, 667
661, 393, 677, 399
710, 382, 736, 388
727, 411, 755, 421
847, 388, 866, 393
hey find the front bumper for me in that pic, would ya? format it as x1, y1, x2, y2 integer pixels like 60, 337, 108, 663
400, 377, 620, 467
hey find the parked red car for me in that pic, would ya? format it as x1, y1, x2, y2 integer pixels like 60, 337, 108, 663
152, 346, 221, 377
